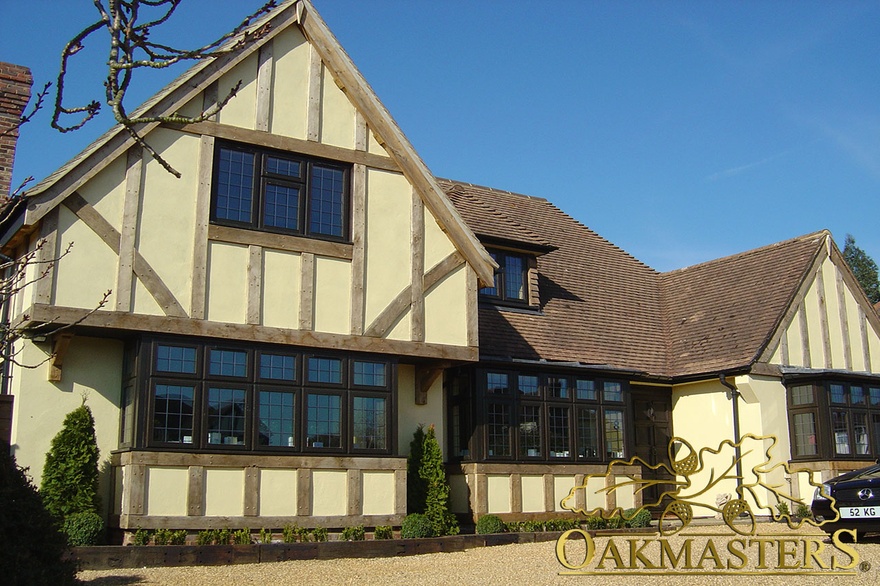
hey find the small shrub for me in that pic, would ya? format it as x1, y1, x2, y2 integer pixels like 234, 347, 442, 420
547, 518, 581, 531
401, 513, 433, 538
153, 528, 172, 545
233, 528, 252, 544
260, 528, 273, 543
776, 502, 790, 517
605, 514, 624, 529
796, 503, 813, 519
476, 514, 505, 535
583, 515, 606, 530
282, 524, 308, 543
310, 527, 328, 542
623, 508, 652, 528
133, 527, 151, 546
341, 525, 366, 541
197, 528, 231, 545
63, 510, 104, 546
504, 521, 524, 533
169, 530, 187, 545
374, 525, 393, 540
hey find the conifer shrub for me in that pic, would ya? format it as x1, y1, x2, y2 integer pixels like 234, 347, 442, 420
63, 510, 104, 546
401, 513, 433, 538
406, 425, 427, 514
475, 514, 505, 535
407, 424, 459, 536
0, 447, 78, 585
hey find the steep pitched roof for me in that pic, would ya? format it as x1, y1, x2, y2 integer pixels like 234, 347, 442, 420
659, 232, 826, 378
442, 179, 669, 375
11, 0, 495, 285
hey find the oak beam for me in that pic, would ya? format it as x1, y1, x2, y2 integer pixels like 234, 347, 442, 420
208, 223, 352, 259
115, 147, 143, 312
307, 45, 322, 142
247, 245, 263, 325
191, 136, 214, 319
411, 188, 425, 343
299, 252, 315, 331
34, 208, 59, 305
349, 164, 366, 335
255, 41, 274, 132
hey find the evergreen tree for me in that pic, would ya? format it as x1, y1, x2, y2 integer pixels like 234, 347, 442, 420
40, 401, 101, 521
406, 425, 427, 514
419, 425, 459, 536
0, 447, 79, 585
843, 234, 880, 304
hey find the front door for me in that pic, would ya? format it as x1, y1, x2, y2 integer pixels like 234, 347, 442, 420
630, 386, 674, 510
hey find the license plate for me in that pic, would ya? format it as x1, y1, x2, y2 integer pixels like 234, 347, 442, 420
841, 506, 880, 518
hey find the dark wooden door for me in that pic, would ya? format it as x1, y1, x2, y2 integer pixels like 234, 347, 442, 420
630, 386, 674, 510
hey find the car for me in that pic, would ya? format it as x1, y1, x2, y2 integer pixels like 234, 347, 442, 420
812, 462, 880, 537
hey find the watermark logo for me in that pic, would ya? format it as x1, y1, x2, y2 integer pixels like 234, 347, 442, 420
554, 434, 867, 576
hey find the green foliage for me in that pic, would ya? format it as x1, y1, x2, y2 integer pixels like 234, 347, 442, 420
197, 528, 231, 545
310, 527, 328, 542
796, 503, 813, 519
583, 515, 607, 530
504, 518, 581, 532
341, 525, 365, 541
282, 524, 308, 543
775, 502, 790, 517
407, 425, 459, 536
476, 514, 505, 534
153, 529, 186, 545
63, 510, 104, 546
843, 234, 880, 304
233, 528, 252, 544
605, 514, 624, 529
133, 527, 151, 546
0, 447, 78, 585
259, 528, 273, 543
374, 525, 393, 540
545, 518, 581, 531
623, 508, 652, 528
401, 513, 434, 538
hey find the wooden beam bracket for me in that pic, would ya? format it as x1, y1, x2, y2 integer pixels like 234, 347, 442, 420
48, 332, 74, 382
415, 365, 445, 405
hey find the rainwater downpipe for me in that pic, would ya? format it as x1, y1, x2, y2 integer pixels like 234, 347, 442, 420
719, 374, 742, 483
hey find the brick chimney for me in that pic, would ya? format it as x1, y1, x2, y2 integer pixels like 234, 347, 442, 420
0, 63, 33, 198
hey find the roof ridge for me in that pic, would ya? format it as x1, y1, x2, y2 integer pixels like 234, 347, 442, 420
660, 230, 830, 276
436, 177, 549, 202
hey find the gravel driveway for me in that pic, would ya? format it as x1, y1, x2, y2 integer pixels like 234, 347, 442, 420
79, 524, 880, 585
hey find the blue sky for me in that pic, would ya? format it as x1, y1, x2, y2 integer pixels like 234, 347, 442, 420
2, 0, 879, 272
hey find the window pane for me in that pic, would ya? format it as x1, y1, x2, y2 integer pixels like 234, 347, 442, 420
206, 387, 246, 445
576, 379, 596, 401
504, 254, 525, 300
518, 375, 539, 396
605, 409, 625, 459
833, 410, 850, 454
547, 377, 569, 399
258, 391, 295, 447
487, 403, 510, 457
308, 357, 342, 384
156, 345, 197, 374
309, 165, 345, 237
790, 385, 814, 406
871, 388, 880, 406
548, 407, 570, 458
487, 372, 509, 394
479, 252, 499, 297
854, 412, 869, 455
519, 405, 542, 457
852, 386, 866, 406
306, 394, 341, 448
209, 349, 248, 377
152, 384, 194, 444
353, 396, 386, 449
263, 183, 300, 230
792, 412, 817, 456
260, 354, 296, 381
353, 361, 386, 387
216, 148, 254, 223
873, 414, 880, 455
604, 382, 623, 402
830, 384, 846, 404
266, 155, 300, 178
577, 408, 599, 459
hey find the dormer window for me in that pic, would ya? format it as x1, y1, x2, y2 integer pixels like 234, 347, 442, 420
480, 250, 528, 303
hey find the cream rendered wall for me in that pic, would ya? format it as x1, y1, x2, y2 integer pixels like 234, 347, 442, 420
10, 337, 123, 488
259, 468, 298, 516
269, 26, 309, 139
612, 477, 635, 510
313, 256, 351, 334
553, 476, 577, 512
362, 471, 395, 515
145, 467, 188, 516
397, 365, 445, 459
134, 129, 199, 316
521, 475, 544, 513
585, 475, 606, 510
487, 475, 511, 514
804, 284, 826, 368
261, 249, 301, 329
204, 468, 245, 516
215, 52, 258, 129
312, 469, 347, 516
319, 63, 356, 149
364, 169, 411, 338
424, 265, 468, 346
53, 155, 127, 310
206, 241, 248, 323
